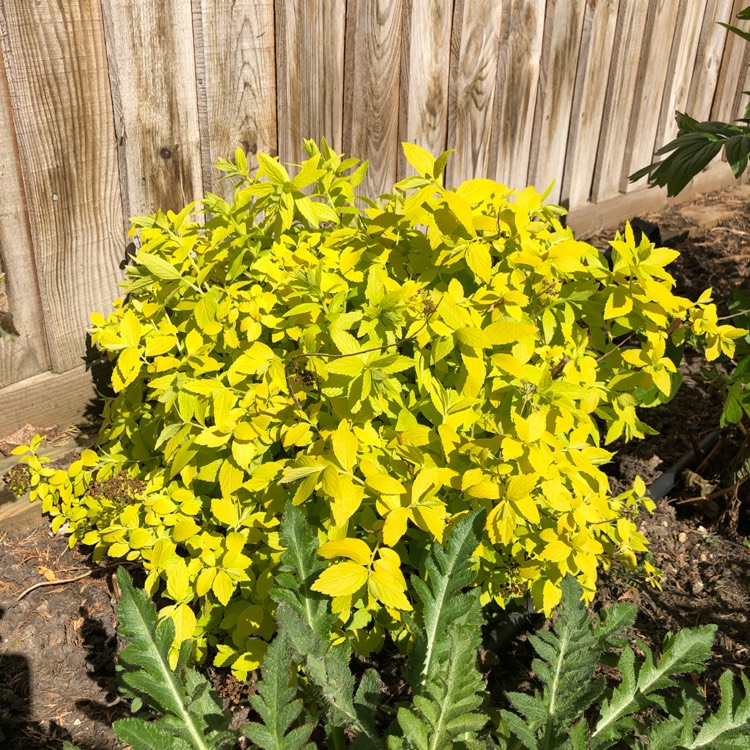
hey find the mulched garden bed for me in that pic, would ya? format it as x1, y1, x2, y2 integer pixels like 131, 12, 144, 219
1, 183, 749, 747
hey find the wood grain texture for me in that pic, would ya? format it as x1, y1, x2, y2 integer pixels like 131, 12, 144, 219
527, 0, 586, 204
655, 0, 707, 148
623, 0, 683, 192
0, 38, 49, 387
102, 0, 202, 218
688, 0, 735, 121
193, 0, 276, 200
0, 366, 98, 438
494, 0, 544, 189
590, 0, 650, 202
277, 0, 346, 166
0, 0, 124, 373
561, 0, 618, 207
343, 0, 404, 196
447, 0, 504, 187
398, 0, 453, 177
711, 0, 750, 122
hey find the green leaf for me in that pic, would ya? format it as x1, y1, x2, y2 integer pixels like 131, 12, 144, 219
137, 251, 183, 281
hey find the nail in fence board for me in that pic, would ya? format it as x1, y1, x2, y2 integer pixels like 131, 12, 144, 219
276, 0, 346, 166
344, 0, 404, 198
193, 0, 277, 200
102, 0, 203, 218
398, 0, 453, 179
494, 0, 544, 190
0, 0, 124, 374
447, 0, 504, 187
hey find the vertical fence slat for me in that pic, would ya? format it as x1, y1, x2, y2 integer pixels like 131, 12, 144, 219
398, 0, 453, 177
562, 0, 619, 207
711, 0, 749, 122
447, 0, 504, 186
0, 40, 49, 387
655, 0, 708, 150
528, 0, 586, 205
494, 0, 544, 190
0, 0, 124, 373
276, 0, 346, 166
193, 0, 276, 200
590, 0, 650, 203
688, 0, 735, 121
343, 0, 404, 196
623, 0, 683, 193
102, 0, 202, 218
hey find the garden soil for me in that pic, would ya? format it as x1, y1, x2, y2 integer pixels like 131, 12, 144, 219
1, 183, 749, 748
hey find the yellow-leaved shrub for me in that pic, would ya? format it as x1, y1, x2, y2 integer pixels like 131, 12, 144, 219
15, 140, 744, 676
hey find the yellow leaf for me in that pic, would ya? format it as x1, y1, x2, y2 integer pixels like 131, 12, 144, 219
211, 497, 239, 527
170, 602, 197, 644
219, 459, 243, 497
484, 319, 537, 345
166, 558, 190, 601
541, 539, 571, 563
311, 562, 368, 597
128, 528, 152, 550
465, 243, 492, 282
382, 506, 410, 546
541, 580, 562, 614
365, 473, 406, 496
319, 538, 372, 565
604, 288, 633, 319
369, 550, 411, 610
113, 346, 142, 392
145, 334, 177, 357
486, 502, 517, 545
511, 494, 540, 525
332, 420, 358, 472
172, 517, 200, 543
120, 309, 142, 347
412, 503, 446, 543
196, 567, 216, 597
283, 422, 312, 448
212, 569, 236, 606
402, 142, 436, 177
505, 474, 539, 523
330, 476, 365, 527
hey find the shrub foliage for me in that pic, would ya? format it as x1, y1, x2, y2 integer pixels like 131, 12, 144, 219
16, 141, 743, 674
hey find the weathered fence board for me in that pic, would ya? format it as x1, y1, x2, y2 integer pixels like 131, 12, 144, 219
0, 0, 124, 374
447, 0, 504, 187
0, 43, 49, 388
193, 0, 277, 200
276, 0, 346, 166
528, 0, 586, 204
494, 0, 544, 189
398, 0, 453, 177
0, 0, 748, 435
562, 0, 619, 206
102, 0, 203, 218
343, 0, 404, 196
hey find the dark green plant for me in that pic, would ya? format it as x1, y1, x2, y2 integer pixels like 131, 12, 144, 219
72, 507, 750, 749
630, 7, 750, 195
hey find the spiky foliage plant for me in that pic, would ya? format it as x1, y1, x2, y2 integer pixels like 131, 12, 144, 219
71, 510, 750, 749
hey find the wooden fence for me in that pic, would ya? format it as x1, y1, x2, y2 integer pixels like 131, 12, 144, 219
0, 0, 748, 436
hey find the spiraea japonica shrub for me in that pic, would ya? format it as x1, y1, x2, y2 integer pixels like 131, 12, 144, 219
15, 140, 744, 675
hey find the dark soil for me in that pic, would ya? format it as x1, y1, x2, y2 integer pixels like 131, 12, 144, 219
0, 183, 749, 746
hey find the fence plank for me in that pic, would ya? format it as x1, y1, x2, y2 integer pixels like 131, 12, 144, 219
447, 0, 504, 187
276, 0, 346, 166
528, 0, 586, 204
590, 0, 650, 202
193, 0, 276, 199
688, 0, 734, 121
398, 0, 452, 177
102, 0, 202, 218
0, 41, 49, 387
622, 0, 681, 193
0, 0, 124, 373
343, 0, 404, 196
655, 0, 707, 149
562, 0, 619, 207
494, 0, 544, 189
711, 0, 750, 122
